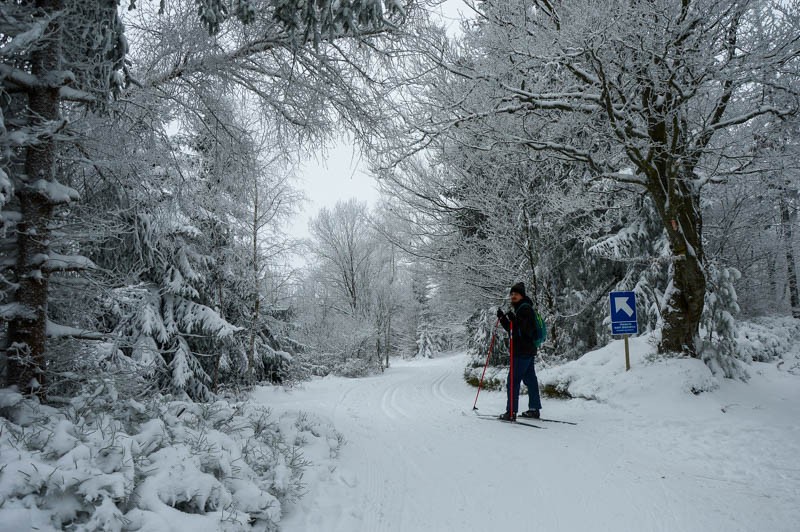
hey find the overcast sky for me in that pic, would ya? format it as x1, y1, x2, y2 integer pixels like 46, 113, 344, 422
291, 138, 379, 239
289, 0, 468, 241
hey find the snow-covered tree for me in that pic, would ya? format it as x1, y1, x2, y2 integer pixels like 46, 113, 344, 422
412, 270, 436, 358
1, 0, 126, 395
376, 0, 800, 365
378, 93, 665, 360
1, 0, 420, 396
296, 199, 420, 372
701, 263, 747, 378
309, 199, 376, 316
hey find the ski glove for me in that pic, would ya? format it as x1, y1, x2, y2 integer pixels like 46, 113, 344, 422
496, 308, 505, 319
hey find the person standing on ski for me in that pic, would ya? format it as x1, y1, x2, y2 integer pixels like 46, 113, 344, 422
496, 282, 542, 421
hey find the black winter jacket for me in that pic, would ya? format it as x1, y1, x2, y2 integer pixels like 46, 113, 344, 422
499, 296, 537, 357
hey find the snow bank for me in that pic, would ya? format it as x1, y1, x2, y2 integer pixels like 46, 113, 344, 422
539, 316, 800, 409
0, 389, 342, 531
539, 333, 719, 406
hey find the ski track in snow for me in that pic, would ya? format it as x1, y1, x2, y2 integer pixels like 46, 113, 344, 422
254, 353, 800, 532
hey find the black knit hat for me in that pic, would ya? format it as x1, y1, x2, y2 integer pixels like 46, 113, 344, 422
510, 282, 526, 297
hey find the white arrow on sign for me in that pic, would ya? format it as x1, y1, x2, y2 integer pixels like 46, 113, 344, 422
614, 297, 635, 317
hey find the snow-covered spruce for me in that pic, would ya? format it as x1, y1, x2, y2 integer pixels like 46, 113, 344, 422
700, 264, 748, 380
0, 389, 342, 531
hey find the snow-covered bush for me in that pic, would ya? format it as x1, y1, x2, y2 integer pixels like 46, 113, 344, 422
0, 388, 342, 531
334, 358, 374, 378
295, 337, 382, 378
699, 264, 749, 380
736, 317, 800, 374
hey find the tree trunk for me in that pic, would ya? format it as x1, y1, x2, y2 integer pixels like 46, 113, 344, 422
642, 80, 706, 357
780, 196, 800, 318
522, 211, 539, 303
248, 188, 260, 381
768, 251, 777, 306
6, 0, 62, 396
384, 314, 391, 369
649, 177, 706, 356
248, 295, 260, 381
544, 283, 557, 350
212, 282, 224, 391
7, 191, 54, 395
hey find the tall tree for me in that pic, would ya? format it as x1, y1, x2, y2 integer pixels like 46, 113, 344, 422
1, 0, 125, 395
309, 199, 376, 315
1, 0, 414, 395
379, 0, 800, 357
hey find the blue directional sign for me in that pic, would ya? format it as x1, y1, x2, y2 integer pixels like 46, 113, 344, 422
610, 291, 638, 335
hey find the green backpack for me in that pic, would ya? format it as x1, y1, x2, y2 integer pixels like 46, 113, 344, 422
518, 301, 547, 348
533, 310, 547, 348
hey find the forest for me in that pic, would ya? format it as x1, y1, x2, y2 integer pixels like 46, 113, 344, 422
1, 1, 799, 530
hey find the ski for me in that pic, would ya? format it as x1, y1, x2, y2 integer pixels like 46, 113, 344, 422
492, 418, 544, 429
470, 412, 545, 429
537, 418, 577, 426
471, 411, 575, 426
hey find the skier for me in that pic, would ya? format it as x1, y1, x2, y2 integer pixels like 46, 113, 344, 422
496, 282, 542, 421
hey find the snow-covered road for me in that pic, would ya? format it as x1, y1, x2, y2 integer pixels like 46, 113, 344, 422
254, 352, 800, 532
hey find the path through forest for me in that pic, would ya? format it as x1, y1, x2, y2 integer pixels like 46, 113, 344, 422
254, 353, 800, 532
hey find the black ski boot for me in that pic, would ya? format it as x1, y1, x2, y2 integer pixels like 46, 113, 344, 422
520, 410, 540, 419
498, 412, 516, 421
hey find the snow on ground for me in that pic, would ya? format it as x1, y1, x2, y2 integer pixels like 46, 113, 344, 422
0, 394, 341, 531
1, 334, 796, 532
257, 342, 800, 532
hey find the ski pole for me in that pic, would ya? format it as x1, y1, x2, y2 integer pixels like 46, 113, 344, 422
472, 318, 500, 410
509, 321, 515, 420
